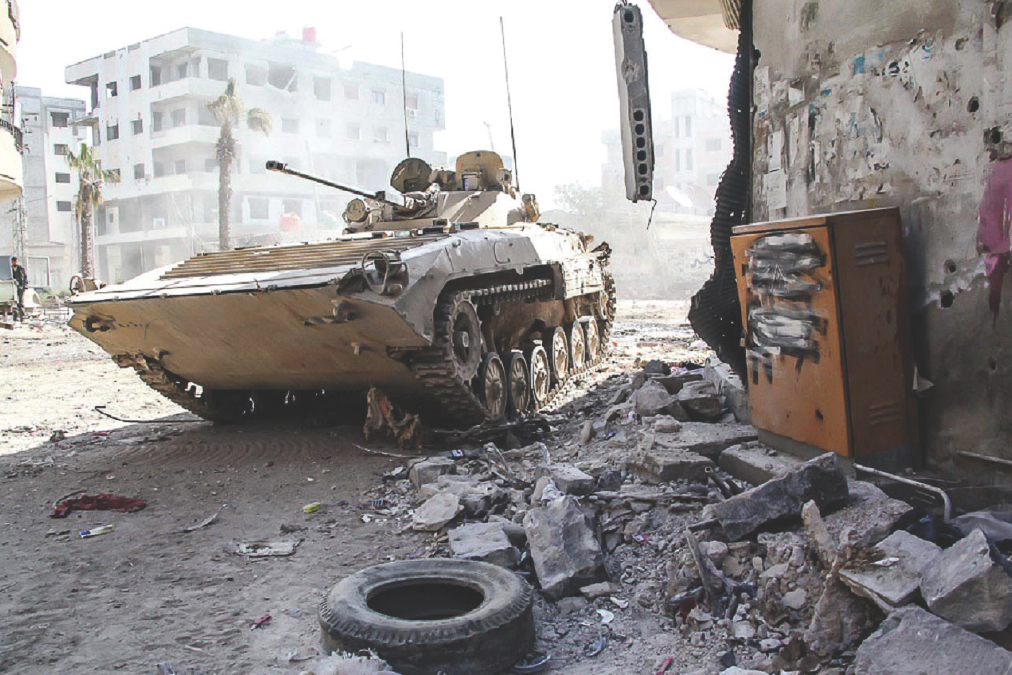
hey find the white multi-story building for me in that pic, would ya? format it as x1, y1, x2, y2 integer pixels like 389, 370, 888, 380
603, 88, 731, 216
0, 0, 21, 203
65, 27, 446, 282
0, 86, 90, 288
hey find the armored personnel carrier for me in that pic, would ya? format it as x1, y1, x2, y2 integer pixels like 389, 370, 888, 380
68, 151, 614, 426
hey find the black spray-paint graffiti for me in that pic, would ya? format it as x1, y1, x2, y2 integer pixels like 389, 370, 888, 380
745, 232, 828, 382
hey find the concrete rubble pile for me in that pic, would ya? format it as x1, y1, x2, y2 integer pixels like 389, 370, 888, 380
360, 358, 1012, 673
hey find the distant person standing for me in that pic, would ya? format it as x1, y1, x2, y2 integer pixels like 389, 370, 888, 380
11, 256, 27, 321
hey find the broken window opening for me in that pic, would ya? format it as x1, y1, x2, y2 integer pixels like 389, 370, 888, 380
268, 63, 298, 92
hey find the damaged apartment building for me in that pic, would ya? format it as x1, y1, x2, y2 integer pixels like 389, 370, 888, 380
64, 27, 446, 282
644, 0, 1012, 501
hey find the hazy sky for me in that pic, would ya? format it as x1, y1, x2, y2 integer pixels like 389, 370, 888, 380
19, 0, 733, 207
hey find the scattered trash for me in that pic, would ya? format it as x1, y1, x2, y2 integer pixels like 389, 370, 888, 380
48, 430, 66, 443
655, 656, 674, 674
180, 512, 218, 533
51, 493, 147, 518
249, 613, 272, 629
303, 502, 322, 514
235, 541, 300, 557
363, 387, 423, 449
583, 634, 607, 657
596, 608, 614, 624
511, 653, 551, 674
79, 525, 114, 538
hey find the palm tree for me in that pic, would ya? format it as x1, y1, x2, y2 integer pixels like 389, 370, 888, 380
209, 78, 272, 251
68, 143, 118, 279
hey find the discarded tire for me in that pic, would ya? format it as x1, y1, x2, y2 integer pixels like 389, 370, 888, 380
319, 559, 535, 674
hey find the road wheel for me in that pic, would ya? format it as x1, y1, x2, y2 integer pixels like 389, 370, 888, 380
505, 351, 530, 418
479, 352, 508, 419
319, 559, 535, 675
446, 294, 482, 384
584, 318, 601, 359
527, 345, 551, 410
569, 322, 586, 371
548, 326, 569, 385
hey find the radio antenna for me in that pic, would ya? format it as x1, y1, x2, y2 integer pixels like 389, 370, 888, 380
500, 17, 520, 191
401, 32, 410, 158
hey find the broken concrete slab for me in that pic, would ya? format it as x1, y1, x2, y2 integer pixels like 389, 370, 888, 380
652, 415, 682, 433
448, 522, 517, 568
653, 371, 704, 395
642, 359, 670, 375
704, 356, 749, 424
804, 575, 877, 658
632, 381, 687, 419
654, 422, 759, 461
801, 500, 837, 569
580, 581, 618, 600
626, 433, 715, 483
411, 492, 462, 531
853, 606, 1012, 674
545, 463, 596, 496
708, 453, 850, 541
523, 495, 606, 600
408, 457, 456, 489
718, 442, 802, 486
839, 531, 941, 611
676, 381, 724, 422
920, 528, 1012, 632
822, 480, 912, 549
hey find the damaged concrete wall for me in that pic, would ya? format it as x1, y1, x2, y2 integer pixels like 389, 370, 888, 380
751, 1, 1012, 481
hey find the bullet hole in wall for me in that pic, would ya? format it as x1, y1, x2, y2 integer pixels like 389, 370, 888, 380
940, 290, 955, 308
945, 260, 957, 274
968, 97, 980, 113
989, 357, 999, 372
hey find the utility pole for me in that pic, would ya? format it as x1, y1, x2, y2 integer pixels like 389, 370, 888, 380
8, 196, 25, 260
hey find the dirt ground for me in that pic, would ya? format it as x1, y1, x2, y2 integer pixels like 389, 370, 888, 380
0, 300, 717, 674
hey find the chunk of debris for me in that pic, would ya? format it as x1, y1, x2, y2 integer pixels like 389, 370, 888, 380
579, 420, 595, 444
653, 370, 704, 395
853, 606, 1012, 674
545, 463, 596, 496
657, 423, 759, 460
703, 356, 749, 424
363, 387, 423, 450
805, 529, 877, 658
708, 453, 850, 541
822, 480, 912, 548
839, 531, 941, 612
580, 581, 618, 600
448, 522, 518, 568
626, 432, 715, 483
919, 528, 1012, 632
632, 381, 687, 419
411, 492, 462, 532
652, 415, 682, 433
642, 359, 670, 375
676, 381, 724, 422
408, 457, 456, 489
719, 442, 802, 486
523, 495, 606, 600
234, 541, 299, 557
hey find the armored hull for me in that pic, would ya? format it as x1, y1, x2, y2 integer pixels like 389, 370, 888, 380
71, 223, 612, 426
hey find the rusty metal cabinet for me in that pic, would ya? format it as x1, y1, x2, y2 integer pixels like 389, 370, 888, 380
730, 207, 917, 460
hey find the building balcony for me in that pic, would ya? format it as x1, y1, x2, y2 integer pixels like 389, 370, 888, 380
0, 0, 18, 86
149, 124, 219, 149
149, 77, 230, 103
0, 118, 23, 200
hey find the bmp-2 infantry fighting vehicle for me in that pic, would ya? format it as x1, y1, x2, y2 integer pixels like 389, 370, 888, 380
68, 151, 614, 426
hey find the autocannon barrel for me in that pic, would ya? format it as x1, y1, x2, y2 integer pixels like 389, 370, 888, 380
266, 160, 400, 206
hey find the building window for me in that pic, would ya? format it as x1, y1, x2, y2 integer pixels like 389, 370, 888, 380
685, 149, 693, 171
55, 172, 71, 183
197, 106, 217, 127
246, 65, 266, 86
50, 112, 69, 128
130, 75, 142, 91
314, 77, 331, 101
372, 89, 386, 105
150, 66, 162, 86
106, 81, 118, 97
56, 201, 72, 212
106, 123, 119, 141
153, 162, 165, 177
208, 58, 229, 82
684, 116, 692, 136
152, 111, 163, 132
268, 63, 297, 91
248, 197, 269, 219
131, 118, 144, 135
373, 126, 388, 143
205, 158, 217, 173
705, 138, 721, 152
174, 159, 187, 175
405, 93, 419, 110
176, 62, 189, 80
54, 144, 69, 155
170, 109, 186, 127
283, 199, 302, 217
675, 150, 680, 172
316, 119, 331, 137
408, 132, 419, 149
282, 118, 299, 134
674, 118, 680, 139
134, 163, 145, 179
346, 123, 360, 140
344, 84, 359, 100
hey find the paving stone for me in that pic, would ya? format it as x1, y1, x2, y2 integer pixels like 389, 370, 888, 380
709, 453, 850, 541
676, 380, 724, 422
920, 528, 1012, 632
523, 495, 606, 600
838, 530, 941, 611
853, 606, 1012, 674
408, 457, 456, 489
448, 522, 517, 568
718, 442, 803, 486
